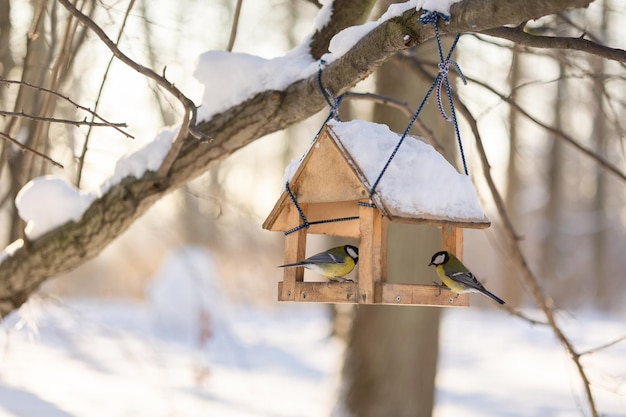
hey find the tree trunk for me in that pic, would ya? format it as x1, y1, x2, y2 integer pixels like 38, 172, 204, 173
503, 46, 525, 306
589, 2, 610, 308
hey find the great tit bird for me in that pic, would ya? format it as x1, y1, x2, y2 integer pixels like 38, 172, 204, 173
428, 250, 505, 305
278, 245, 359, 281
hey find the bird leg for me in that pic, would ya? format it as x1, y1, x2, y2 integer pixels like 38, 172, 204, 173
328, 277, 354, 288
433, 281, 444, 297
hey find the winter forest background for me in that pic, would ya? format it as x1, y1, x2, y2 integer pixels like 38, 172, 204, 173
0, 1, 625, 416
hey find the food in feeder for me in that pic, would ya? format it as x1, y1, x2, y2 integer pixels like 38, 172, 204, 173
428, 251, 505, 305
278, 245, 359, 282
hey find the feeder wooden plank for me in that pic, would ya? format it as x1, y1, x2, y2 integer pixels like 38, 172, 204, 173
289, 130, 368, 204
378, 283, 469, 307
442, 225, 463, 259
358, 203, 388, 303
277, 282, 469, 307
385, 210, 490, 230
281, 204, 307, 301
278, 281, 359, 303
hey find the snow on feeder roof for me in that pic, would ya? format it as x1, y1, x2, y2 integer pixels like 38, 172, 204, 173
263, 119, 489, 238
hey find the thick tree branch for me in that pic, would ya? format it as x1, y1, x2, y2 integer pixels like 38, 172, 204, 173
309, 0, 376, 59
445, 0, 592, 34
0, 0, 596, 317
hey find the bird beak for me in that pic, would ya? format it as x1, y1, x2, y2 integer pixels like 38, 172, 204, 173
428, 261, 433, 266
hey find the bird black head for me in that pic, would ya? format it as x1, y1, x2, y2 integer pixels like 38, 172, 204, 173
345, 245, 359, 263
428, 250, 449, 266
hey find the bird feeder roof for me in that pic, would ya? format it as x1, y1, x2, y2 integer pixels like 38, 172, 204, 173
263, 120, 489, 236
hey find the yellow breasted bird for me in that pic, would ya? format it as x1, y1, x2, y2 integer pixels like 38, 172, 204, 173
428, 250, 505, 304
278, 245, 358, 281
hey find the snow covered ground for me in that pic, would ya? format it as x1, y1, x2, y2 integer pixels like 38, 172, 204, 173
0, 248, 624, 417
1, 300, 624, 417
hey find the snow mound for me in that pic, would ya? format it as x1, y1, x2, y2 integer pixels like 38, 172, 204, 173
15, 176, 96, 240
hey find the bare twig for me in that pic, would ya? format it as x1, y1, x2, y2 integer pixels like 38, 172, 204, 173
345, 91, 413, 116
57, 0, 209, 180
452, 92, 599, 417
501, 305, 549, 325
580, 334, 626, 356
0, 79, 133, 138
0, 131, 64, 168
227, 0, 243, 52
556, 12, 602, 44
304, 0, 323, 8
342, 91, 446, 153
0, 110, 127, 128
481, 26, 626, 64
464, 73, 626, 183
77, 0, 136, 187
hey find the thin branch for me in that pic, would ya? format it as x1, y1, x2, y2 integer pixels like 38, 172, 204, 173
0, 110, 127, 128
579, 333, 626, 357
481, 26, 626, 64
226, 0, 243, 52
342, 91, 446, 153
465, 73, 626, 183
57, 0, 208, 179
501, 305, 549, 326
303, 0, 322, 8
556, 12, 602, 44
453, 92, 599, 417
0, 79, 133, 138
0, 131, 64, 168
346, 91, 412, 116
77, 0, 136, 187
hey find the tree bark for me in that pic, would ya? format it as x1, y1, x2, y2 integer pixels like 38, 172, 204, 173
0, 0, 595, 317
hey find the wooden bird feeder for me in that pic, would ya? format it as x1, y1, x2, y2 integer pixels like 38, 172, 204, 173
263, 120, 490, 307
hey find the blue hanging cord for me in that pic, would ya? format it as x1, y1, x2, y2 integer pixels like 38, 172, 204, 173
284, 181, 358, 235
368, 10, 469, 200
425, 13, 469, 175
286, 181, 309, 231
310, 60, 345, 142
317, 60, 344, 121
368, 75, 440, 199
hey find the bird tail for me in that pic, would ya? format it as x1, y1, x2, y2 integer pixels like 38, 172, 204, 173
277, 263, 302, 268
483, 289, 505, 305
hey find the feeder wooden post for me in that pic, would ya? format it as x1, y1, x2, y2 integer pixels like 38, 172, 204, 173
442, 225, 463, 260
358, 202, 388, 303
281, 204, 307, 301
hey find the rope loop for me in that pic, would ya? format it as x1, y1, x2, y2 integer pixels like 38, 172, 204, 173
436, 59, 466, 121
317, 60, 344, 120
367, 8, 469, 198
